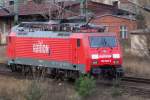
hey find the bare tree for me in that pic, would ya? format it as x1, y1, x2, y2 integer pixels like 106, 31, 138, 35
135, 11, 147, 29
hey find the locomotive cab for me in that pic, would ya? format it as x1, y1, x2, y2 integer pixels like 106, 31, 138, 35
88, 33, 123, 78
71, 32, 123, 78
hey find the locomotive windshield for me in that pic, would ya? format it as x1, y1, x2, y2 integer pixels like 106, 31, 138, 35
90, 36, 117, 48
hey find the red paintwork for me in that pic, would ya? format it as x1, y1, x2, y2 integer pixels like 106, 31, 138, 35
7, 32, 122, 73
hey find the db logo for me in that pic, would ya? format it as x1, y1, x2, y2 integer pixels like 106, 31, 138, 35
33, 41, 50, 54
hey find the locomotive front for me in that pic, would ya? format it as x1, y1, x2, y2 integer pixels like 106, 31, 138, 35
88, 34, 123, 78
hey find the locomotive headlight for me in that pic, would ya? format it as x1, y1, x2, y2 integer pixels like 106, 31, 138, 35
114, 60, 119, 64
92, 60, 98, 64
91, 54, 99, 59
112, 54, 120, 58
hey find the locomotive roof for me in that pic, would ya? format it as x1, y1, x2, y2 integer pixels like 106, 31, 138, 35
12, 30, 116, 38
16, 31, 71, 38
10, 20, 113, 38
10, 24, 116, 38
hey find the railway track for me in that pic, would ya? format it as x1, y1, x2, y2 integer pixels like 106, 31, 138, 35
1, 62, 150, 84
119, 76, 150, 98
122, 76, 150, 84
1, 62, 150, 83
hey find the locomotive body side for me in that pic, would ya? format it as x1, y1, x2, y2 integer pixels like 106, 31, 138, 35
7, 31, 87, 73
7, 33, 16, 59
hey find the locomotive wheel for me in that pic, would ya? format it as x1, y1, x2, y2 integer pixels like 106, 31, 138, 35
49, 69, 57, 79
21, 66, 26, 76
40, 67, 47, 78
30, 67, 48, 79
54, 70, 65, 81
10, 64, 17, 72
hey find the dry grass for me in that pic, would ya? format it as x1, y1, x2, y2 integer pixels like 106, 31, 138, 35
0, 76, 29, 100
0, 75, 149, 100
0, 76, 77, 100
123, 52, 150, 78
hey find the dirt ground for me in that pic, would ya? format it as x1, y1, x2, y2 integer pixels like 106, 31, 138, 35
123, 53, 150, 78
0, 45, 150, 100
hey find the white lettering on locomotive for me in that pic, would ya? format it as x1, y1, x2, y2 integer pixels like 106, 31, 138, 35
101, 60, 111, 63
99, 55, 111, 58
33, 41, 49, 54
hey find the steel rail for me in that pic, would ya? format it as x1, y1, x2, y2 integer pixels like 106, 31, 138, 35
122, 76, 150, 84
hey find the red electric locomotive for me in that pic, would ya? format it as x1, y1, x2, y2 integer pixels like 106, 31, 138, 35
7, 20, 123, 79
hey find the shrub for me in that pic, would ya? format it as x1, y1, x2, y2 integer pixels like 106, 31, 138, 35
75, 75, 96, 97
